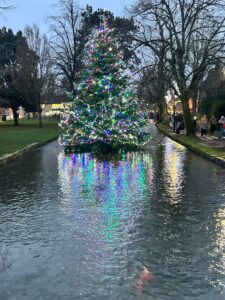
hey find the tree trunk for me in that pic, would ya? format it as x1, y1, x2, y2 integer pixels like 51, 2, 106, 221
38, 109, 42, 128
69, 79, 76, 96
192, 97, 196, 113
12, 107, 19, 126
158, 57, 167, 124
181, 97, 195, 135
38, 96, 42, 128
158, 100, 167, 124
192, 90, 199, 113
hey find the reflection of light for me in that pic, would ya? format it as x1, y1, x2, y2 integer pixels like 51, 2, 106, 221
207, 207, 225, 290
214, 208, 225, 268
58, 151, 154, 245
57, 151, 156, 276
163, 140, 186, 203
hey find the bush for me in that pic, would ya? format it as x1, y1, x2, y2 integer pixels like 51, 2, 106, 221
200, 96, 225, 120
210, 100, 225, 119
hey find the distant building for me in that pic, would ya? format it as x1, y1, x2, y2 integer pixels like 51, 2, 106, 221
42, 102, 73, 117
0, 93, 72, 121
0, 107, 10, 121
166, 98, 193, 114
0, 106, 26, 121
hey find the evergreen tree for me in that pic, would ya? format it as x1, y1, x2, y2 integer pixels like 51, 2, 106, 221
59, 18, 150, 153
0, 28, 38, 126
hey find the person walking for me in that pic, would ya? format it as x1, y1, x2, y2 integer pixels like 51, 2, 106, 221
200, 115, 208, 136
219, 116, 225, 139
210, 115, 217, 135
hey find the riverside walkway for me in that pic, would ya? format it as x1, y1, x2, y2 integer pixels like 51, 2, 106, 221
197, 133, 225, 149
157, 124, 225, 167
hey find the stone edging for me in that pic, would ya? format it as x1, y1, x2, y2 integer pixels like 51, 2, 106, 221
0, 137, 57, 165
156, 125, 225, 168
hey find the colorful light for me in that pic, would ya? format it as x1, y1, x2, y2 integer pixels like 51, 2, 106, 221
59, 18, 150, 151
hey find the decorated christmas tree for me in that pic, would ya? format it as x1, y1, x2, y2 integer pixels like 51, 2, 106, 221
59, 18, 150, 153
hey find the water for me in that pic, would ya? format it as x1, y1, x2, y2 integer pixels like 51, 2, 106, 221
0, 126, 225, 300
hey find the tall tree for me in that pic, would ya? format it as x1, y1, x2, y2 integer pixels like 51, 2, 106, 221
59, 19, 149, 153
48, 0, 82, 94
128, 3, 169, 123
136, 64, 168, 117
130, 0, 225, 135
13, 37, 39, 113
199, 66, 225, 117
79, 5, 138, 67
0, 28, 34, 125
24, 25, 55, 128
48, 1, 138, 95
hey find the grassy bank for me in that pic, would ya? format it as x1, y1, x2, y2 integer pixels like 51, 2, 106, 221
0, 118, 59, 156
157, 124, 225, 164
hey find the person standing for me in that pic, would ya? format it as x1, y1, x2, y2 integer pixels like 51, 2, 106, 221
219, 116, 225, 139
173, 113, 178, 132
210, 115, 217, 135
200, 115, 208, 136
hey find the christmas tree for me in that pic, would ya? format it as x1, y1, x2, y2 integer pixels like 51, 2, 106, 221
59, 18, 150, 153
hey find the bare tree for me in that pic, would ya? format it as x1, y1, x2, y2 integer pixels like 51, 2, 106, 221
136, 65, 159, 104
48, 1, 138, 97
128, 3, 169, 123
136, 58, 169, 123
48, 0, 82, 94
0, 0, 15, 15
24, 24, 55, 128
130, 0, 225, 135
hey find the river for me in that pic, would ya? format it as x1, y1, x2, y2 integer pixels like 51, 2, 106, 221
0, 126, 225, 300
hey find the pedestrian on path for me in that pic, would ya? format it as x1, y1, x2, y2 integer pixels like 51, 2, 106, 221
200, 115, 208, 136
219, 116, 225, 139
210, 115, 217, 135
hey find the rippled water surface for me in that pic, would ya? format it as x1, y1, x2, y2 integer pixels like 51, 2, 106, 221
1, 126, 225, 300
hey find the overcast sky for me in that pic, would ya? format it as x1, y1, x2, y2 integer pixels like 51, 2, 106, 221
0, 0, 134, 34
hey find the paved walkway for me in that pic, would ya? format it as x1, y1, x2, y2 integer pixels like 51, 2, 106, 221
167, 126, 225, 150
196, 134, 225, 150
157, 124, 225, 167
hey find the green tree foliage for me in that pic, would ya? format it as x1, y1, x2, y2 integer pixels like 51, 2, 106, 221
0, 28, 37, 125
49, 0, 137, 95
136, 64, 169, 122
80, 6, 138, 66
200, 67, 225, 119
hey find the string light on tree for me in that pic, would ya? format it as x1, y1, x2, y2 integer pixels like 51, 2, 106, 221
59, 17, 150, 153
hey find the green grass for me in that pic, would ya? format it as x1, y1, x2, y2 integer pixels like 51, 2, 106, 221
158, 124, 225, 160
0, 118, 59, 156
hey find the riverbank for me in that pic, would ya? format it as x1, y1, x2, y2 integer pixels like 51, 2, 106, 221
0, 118, 59, 164
157, 124, 225, 167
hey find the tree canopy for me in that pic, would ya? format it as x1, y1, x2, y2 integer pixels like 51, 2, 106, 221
0, 28, 37, 125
